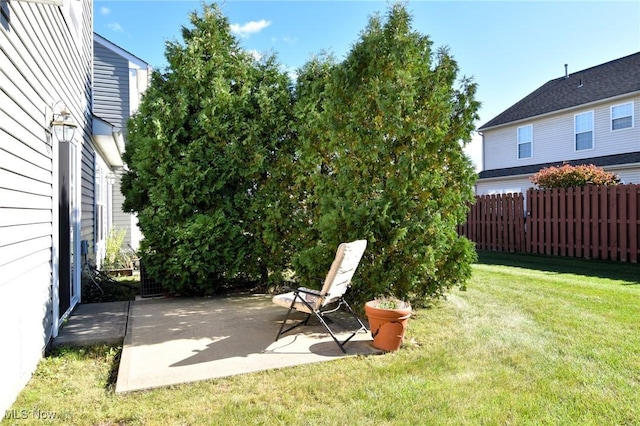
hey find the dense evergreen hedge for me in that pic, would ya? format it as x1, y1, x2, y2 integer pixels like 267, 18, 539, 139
122, 3, 479, 306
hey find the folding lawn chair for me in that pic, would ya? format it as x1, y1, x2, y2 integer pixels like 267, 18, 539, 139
272, 239, 368, 353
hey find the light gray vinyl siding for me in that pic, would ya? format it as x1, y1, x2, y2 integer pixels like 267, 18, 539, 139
93, 36, 149, 250
617, 169, 640, 184
476, 176, 534, 197
476, 165, 640, 197
0, 0, 93, 413
81, 148, 95, 250
113, 171, 133, 245
94, 42, 130, 130
484, 96, 640, 172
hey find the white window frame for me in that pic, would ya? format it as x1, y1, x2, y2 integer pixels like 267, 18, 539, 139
574, 111, 594, 151
517, 124, 533, 159
611, 102, 634, 131
95, 166, 107, 264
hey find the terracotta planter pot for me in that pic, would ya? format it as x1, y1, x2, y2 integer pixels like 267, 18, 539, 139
365, 300, 411, 352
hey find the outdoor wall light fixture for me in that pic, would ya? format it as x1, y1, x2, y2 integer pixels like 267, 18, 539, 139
50, 101, 77, 143
105, 172, 116, 185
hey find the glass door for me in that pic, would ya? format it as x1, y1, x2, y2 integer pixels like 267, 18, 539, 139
58, 140, 80, 318
70, 141, 80, 306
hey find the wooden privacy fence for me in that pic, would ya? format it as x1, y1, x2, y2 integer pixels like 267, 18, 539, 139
461, 192, 526, 252
459, 184, 640, 262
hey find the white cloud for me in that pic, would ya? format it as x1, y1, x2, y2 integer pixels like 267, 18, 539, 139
100, 7, 110, 15
281, 35, 297, 45
284, 66, 298, 82
230, 19, 271, 38
247, 49, 264, 62
270, 35, 297, 45
106, 22, 124, 33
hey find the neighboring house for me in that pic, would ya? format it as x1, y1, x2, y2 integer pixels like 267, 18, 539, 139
477, 52, 640, 195
93, 32, 150, 262
0, 0, 137, 413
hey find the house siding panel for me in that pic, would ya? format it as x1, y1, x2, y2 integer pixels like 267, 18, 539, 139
113, 177, 128, 224
0, 135, 52, 183
608, 167, 640, 185
93, 35, 149, 252
476, 176, 534, 197
0, 236, 52, 271
476, 165, 640, 197
0, 0, 93, 414
94, 42, 129, 129
481, 96, 640, 193
81, 147, 95, 252
113, 170, 135, 247
484, 97, 640, 171
1, 208, 52, 228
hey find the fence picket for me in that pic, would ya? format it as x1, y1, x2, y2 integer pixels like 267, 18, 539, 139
619, 186, 628, 262
591, 186, 600, 259
567, 187, 574, 257
630, 187, 638, 263
608, 187, 617, 260
552, 188, 559, 255
575, 187, 583, 258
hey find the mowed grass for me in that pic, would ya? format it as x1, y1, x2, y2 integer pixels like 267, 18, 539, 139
5, 252, 640, 425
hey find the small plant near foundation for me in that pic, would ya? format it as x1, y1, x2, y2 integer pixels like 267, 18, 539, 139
103, 228, 133, 271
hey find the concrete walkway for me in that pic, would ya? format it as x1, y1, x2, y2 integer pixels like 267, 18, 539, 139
53, 295, 380, 393
52, 301, 129, 348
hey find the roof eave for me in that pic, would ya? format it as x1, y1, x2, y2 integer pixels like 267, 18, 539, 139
479, 90, 640, 133
92, 115, 125, 168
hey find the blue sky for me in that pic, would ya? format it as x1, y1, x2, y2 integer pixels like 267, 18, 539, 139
94, 1, 640, 170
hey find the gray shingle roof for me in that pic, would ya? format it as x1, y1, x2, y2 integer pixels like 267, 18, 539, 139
479, 52, 640, 130
478, 152, 640, 179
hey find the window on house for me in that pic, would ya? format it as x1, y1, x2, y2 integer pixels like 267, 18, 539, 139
611, 102, 633, 131
517, 125, 532, 159
575, 111, 593, 151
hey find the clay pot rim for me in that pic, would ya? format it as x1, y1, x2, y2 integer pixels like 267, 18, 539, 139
365, 299, 411, 311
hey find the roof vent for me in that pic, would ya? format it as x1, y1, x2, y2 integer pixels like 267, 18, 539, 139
564, 64, 568, 78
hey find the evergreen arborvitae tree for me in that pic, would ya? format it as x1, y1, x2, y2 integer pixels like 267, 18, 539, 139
121, 4, 294, 294
293, 4, 480, 306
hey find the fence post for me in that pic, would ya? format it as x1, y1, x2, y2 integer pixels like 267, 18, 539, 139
630, 185, 638, 263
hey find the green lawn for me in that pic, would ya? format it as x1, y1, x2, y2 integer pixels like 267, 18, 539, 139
5, 252, 640, 425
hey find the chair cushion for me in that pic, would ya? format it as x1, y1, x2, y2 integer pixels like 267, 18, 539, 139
272, 289, 321, 314
321, 240, 367, 304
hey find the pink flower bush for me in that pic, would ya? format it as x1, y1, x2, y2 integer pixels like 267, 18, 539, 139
530, 164, 620, 189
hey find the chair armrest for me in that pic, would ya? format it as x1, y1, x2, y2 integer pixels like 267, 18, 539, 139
296, 287, 323, 296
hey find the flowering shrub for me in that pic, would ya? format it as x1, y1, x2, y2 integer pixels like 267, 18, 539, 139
530, 164, 620, 189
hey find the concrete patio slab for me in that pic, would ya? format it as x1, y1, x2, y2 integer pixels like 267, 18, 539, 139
52, 301, 129, 348
116, 294, 380, 393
